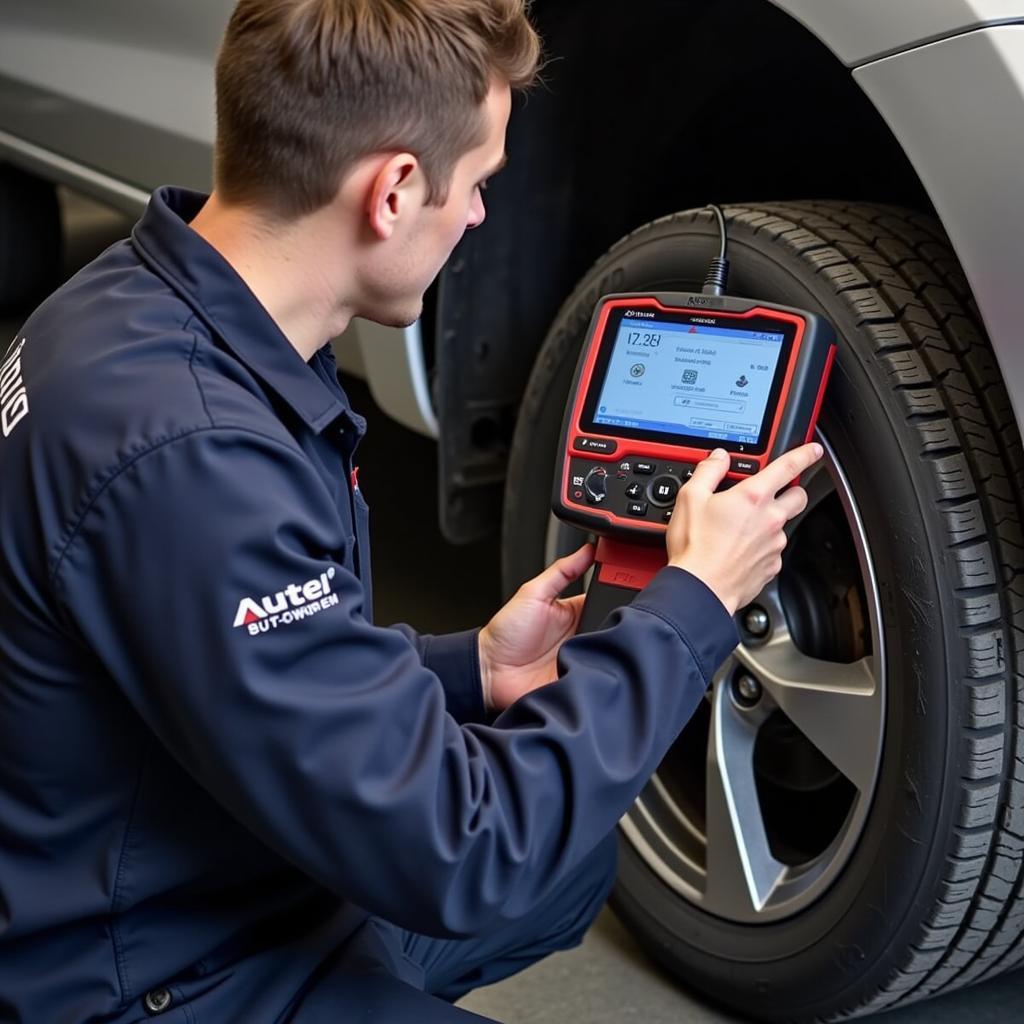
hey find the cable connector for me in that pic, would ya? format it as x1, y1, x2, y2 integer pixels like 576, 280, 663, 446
701, 204, 730, 296
702, 256, 730, 297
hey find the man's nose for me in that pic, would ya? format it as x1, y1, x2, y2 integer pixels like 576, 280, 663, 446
467, 192, 486, 230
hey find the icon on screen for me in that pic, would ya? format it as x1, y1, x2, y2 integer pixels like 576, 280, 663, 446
735, 374, 749, 388
688, 326, 698, 334
630, 363, 646, 378
682, 369, 698, 384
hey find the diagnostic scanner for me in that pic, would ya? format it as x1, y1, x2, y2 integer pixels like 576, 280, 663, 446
551, 210, 837, 629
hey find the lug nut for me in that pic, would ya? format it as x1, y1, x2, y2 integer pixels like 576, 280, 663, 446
733, 673, 762, 706
743, 606, 770, 638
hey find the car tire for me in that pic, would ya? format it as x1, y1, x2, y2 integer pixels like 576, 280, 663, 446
502, 201, 1024, 1020
0, 163, 62, 313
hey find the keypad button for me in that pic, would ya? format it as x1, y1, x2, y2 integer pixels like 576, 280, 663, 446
624, 482, 642, 499
662, 510, 673, 523
626, 500, 649, 517
573, 436, 617, 454
634, 461, 656, 475
731, 457, 758, 475
647, 474, 680, 507
584, 467, 608, 504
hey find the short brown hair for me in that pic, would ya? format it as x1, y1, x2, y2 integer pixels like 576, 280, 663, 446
214, 0, 541, 219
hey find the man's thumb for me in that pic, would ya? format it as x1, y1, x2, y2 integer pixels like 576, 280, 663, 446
689, 448, 731, 491
530, 543, 595, 600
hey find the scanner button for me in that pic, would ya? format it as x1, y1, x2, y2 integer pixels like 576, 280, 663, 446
583, 467, 609, 504
663, 510, 673, 523
634, 461, 656, 475
624, 482, 643, 499
678, 463, 695, 481
731, 457, 758, 475
574, 436, 617, 455
648, 475, 680, 507
626, 500, 649, 517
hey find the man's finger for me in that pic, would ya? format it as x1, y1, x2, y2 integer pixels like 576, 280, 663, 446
685, 447, 731, 494
757, 442, 823, 493
526, 543, 595, 601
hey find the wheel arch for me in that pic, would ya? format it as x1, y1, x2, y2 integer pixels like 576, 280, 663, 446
434, 0, 1022, 543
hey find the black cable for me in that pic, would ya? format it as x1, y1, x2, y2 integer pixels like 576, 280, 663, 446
702, 203, 730, 297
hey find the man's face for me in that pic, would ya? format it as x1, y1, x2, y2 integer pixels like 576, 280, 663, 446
358, 81, 512, 328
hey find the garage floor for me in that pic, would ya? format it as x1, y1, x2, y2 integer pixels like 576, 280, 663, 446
4, 189, 1021, 1023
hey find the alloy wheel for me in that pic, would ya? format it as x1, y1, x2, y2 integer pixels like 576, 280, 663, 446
546, 432, 886, 923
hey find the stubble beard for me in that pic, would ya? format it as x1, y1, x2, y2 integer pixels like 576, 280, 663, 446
369, 292, 425, 330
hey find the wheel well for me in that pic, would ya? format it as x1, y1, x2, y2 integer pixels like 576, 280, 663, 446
434, 0, 930, 543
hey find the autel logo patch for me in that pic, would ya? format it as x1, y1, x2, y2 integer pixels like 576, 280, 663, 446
233, 567, 339, 636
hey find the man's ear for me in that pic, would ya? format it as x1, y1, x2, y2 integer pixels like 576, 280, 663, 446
366, 153, 421, 241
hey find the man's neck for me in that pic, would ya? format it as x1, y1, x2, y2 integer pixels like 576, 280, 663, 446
188, 192, 354, 362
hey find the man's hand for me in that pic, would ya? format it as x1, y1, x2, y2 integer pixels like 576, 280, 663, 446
478, 544, 595, 712
667, 443, 824, 615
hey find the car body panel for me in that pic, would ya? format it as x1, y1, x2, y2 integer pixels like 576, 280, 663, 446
0, 73, 208, 207
771, 0, 1024, 66
853, 26, 1024, 430
0, 0, 225, 145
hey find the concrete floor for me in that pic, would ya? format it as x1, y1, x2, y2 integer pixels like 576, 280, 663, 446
3, 188, 1022, 1023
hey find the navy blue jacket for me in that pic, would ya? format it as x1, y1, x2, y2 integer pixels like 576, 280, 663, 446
0, 187, 739, 1022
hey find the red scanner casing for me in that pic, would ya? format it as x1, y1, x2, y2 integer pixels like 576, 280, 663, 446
552, 292, 836, 549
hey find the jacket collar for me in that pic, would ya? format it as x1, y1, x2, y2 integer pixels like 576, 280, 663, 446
131, 186, 353, 434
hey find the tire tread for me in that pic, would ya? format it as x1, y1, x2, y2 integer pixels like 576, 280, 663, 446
721, 201, 1024, 1018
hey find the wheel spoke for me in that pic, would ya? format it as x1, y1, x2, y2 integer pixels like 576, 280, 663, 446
735, 632, 880, 793
704, 684, 786, 916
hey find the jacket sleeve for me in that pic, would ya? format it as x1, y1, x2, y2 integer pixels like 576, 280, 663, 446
389, 625, 487, 725
54, 428, 738, 937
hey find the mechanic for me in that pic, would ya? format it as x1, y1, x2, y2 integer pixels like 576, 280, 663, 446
0, 1, 822, 1021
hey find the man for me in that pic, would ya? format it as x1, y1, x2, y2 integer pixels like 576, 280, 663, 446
0, 1, 821, 1020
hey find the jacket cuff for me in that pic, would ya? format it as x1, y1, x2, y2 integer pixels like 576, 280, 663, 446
630, 566, 740, 685
421, 629, 488, 725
